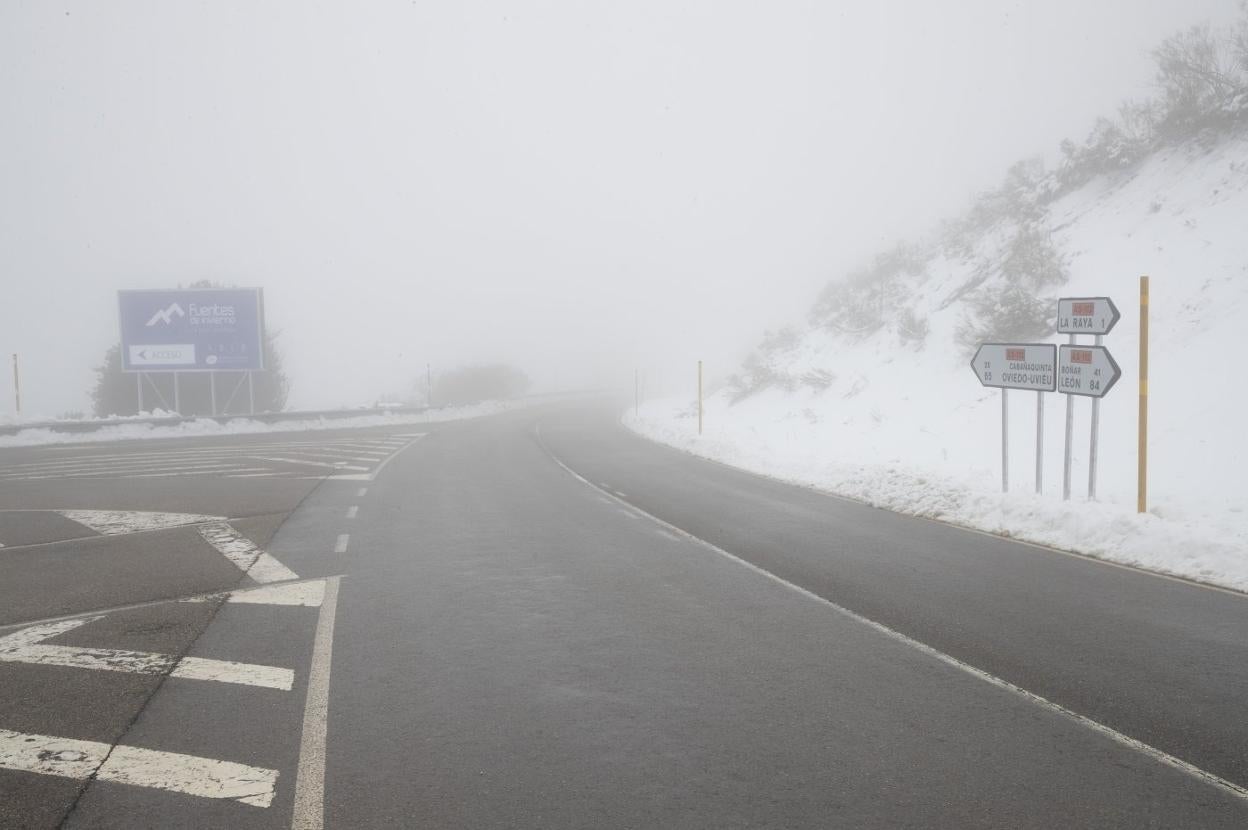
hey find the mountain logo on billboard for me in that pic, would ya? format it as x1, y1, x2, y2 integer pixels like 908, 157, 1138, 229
145, 303, 186, 327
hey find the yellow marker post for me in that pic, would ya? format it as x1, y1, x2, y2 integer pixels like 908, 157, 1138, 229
1138, 276, 1149, 513
697, 360, 704, 436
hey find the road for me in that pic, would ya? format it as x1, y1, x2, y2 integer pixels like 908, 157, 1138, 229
1, 401, 1246, 828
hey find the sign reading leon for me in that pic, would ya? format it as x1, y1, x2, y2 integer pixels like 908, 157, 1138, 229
118, 288, 265, 372
1057, 344, 1121, 398
970, 343, 1057, 391
1057, 297, 1120, 335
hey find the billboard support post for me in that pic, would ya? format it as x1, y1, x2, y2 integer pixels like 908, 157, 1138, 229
247, 371, 255, 415
173, 372, 181, 415
209, 373, 217, 417
1035, 390, 1044, 494
137, 373, 144, 414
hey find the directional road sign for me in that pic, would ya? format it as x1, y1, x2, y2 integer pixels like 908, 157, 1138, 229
1057, 297, 1120, 335
1058, 345, 1121, 397
970, 343, 1057, 392
118, 288, 265, 372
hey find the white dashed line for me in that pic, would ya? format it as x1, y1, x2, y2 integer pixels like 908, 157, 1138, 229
334, 534, 349, 554
345, 506, 358, 520
0, 728, 278, 807
356, 487, 368, 498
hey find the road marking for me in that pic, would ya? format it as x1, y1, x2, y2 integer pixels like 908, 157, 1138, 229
58, 510, 222, 535
361, 433, 425, 482
198, 522, 299, 584
334, 534, 349, 554
291, 575, 341, 830
0, 618, 294, 690
346, 506, 358, 520
220, 580, 327, 607
356, 487, 368, 498
252, 456, 369, 471
538, 429, 1248, 805
0, 728, 278, 807
655, 528, 681, 542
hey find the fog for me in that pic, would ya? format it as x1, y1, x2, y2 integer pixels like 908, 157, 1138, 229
1, 0, 1238, 415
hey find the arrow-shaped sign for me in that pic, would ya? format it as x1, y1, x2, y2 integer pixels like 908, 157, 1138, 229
971, 343, 1057, 391
1058, 344, 1121, 398
1057, 297, 1120, 335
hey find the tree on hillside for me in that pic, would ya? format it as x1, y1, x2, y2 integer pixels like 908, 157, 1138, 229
430, 364, 529, 407
1153, 24, 1244, 136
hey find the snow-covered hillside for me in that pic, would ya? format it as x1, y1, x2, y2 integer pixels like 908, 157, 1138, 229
630, 129, 1248, 591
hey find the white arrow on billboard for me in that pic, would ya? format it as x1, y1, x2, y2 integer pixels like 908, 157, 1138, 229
1058, 345, 1121, 398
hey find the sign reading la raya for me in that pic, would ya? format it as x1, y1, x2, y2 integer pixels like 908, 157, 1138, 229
118, 288, 265, 372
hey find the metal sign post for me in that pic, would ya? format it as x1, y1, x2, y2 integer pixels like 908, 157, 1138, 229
1062, 334, 1075, 501
11, 354, 20, 417
1035, 390, 1044, 494
137, 373, 144, 414
970, 343, 1056, 494
209, 373, 217, 417
173, 372, 181, 415
1138, 277, 1150, 513
1056, 297, 1121, 501
1087, 334, 1103, 499
697, 360, 704, 436
1001, 389, 1009, 492
1058, 341, 1123, 504
247, 371, 256, 415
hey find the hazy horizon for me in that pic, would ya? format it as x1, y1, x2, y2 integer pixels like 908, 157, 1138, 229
2, 0, 1240, 416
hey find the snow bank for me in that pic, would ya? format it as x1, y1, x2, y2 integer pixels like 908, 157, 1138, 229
626, 133, 1248, 592
0, 399, 529, 449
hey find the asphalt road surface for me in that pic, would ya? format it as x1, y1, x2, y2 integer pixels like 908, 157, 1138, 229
1, 401, 1246, 828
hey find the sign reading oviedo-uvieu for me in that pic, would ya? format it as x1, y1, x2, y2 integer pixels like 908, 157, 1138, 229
118, 288, 265, 372
970, 343, 1057, 392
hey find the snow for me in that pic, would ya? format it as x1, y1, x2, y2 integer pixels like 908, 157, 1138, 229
0, 399, 531, 449
627, 132, 1248, 592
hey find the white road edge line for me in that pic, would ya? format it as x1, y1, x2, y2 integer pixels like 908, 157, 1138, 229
291, 575, 341, 830
334, 534, 349, 554
534, 424, 1248, 805
0, 728, 278, 807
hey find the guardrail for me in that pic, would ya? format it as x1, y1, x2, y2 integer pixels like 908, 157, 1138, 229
0, 406, 431, 438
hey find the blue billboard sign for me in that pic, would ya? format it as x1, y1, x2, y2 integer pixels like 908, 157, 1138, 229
118, 288, 265, 372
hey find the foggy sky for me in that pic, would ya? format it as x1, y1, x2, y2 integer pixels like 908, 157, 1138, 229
2, 0, 1239, 415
